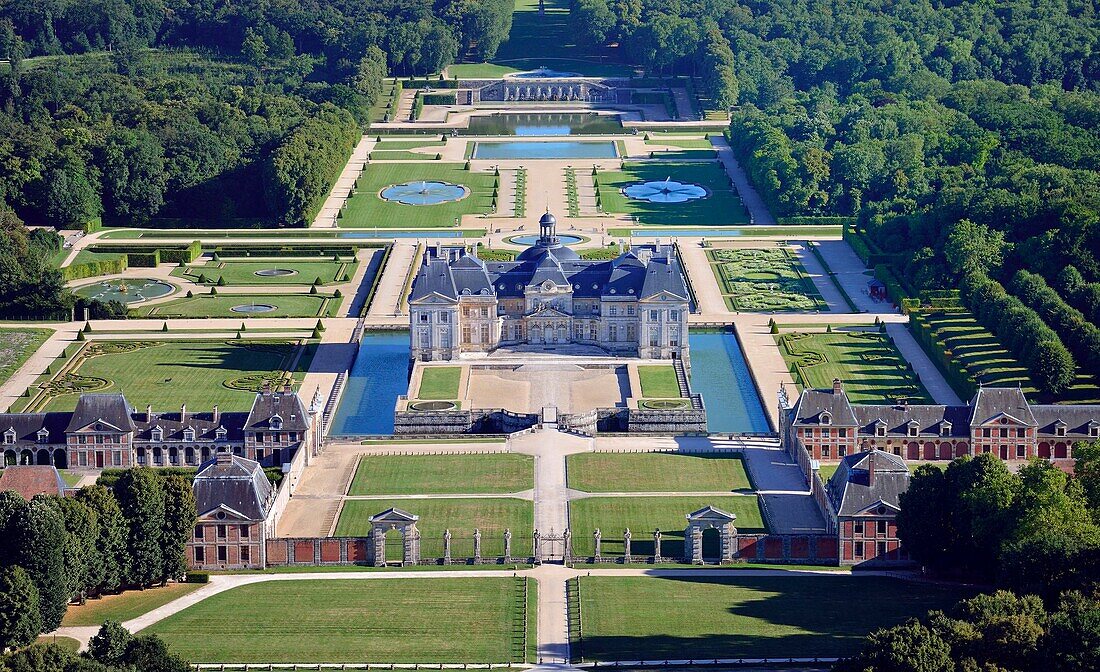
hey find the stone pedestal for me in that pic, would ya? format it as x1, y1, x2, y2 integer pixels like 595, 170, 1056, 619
653, 529, 663, 563
593, 528, 602, 562
503, 529, 512, 563
473, 528, 482, 564
443, 529, 452, 565
623, 528, 633, 564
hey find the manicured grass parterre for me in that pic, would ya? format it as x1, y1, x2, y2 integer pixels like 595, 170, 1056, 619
911, 310, 1034, 397
708, 247, 827, 312
140, 293, 340, 318
417, 366, 462, 399
145, 578, 533, 663
574, 575, 975, 661
569, 496, 766, 557
374, 138, 446, 150
335, 498, 533, 558
171, 259, 356, 286
0, 328, 51, 386
778, 329, 932, 404
636, 365, 680, 398
62, 582, 203, 627
37, 340, 314, 413
341, 163, 497, 228
348, 454, 534, 495
644, 135, 714, 149
596, 162, 748, 226
566, 453, 752, 493
369, 150, 442, 161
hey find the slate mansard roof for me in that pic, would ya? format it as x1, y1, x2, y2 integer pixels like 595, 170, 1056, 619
410, 242, 689, 304
825, 450, 910, 517
0, 413, 71, 446
193, 452, 274, 521
66, 393, 137, 433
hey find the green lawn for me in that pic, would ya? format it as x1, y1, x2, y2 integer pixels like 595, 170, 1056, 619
63, 583, 203, 627
644, 136, 714, 149
141, 293, 339, 318
575, 575, 975, 661
145, 578, 532, 663
569, 496, 766, 557
566, 453, 751, 493
418, 366, 461, 399
369, 150, 442, 161
915, 311, 1034, 393
778, 329, 932, 404
597, 162, 748, 226
348, 454, 534, 495
335, 498, 533, 558
171, 259, 355, 286
0, 328, 51, 386
375, 138, 446, 150
708, 247, 827, 312
68, 249, 126, 269
341, 163, 497, 228
636, 365, 680, 398
38, 340, 314, 412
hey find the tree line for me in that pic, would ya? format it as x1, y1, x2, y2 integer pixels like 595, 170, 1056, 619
2, 621, 188, 672
0, 469, 196, 651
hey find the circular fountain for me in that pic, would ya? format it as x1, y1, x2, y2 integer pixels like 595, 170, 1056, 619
73, 279, 175, 304
254, 268, 298, 277
623, 177, 709, 204
506, 234, 585, 246
230, 302, 277, 314
380, 181, 469, 206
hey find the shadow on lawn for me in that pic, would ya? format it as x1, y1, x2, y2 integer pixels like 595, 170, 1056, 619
575, 574, 975, 662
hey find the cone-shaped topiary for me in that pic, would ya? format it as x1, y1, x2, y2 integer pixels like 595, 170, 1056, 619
162, 322, 169, 332
216, 276, 226, 286
315, 319, 326, 332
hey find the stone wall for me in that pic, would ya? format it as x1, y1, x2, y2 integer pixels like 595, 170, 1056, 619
626, 407, 707, 434
393, 408, 539, 435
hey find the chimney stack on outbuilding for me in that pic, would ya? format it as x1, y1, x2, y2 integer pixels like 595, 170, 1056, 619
833, 378, 843, 395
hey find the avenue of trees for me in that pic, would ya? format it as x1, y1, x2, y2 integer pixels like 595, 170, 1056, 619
2, 621, 187, 672
0, 470, 196, 651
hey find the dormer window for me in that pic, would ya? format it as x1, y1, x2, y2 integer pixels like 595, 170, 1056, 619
270, 415, 283, 430
820, 412, 831, 425
907, 421, 920, 437
940, 422, 952, 437
151, 427, 163, 442
215, 427, 227, 441
183, 428, 196, 442
1090, 421, 1100, 438
2, 429, 14, 445
875, 423, 886, 437
1054, 421, 1067, 437
36, 429, 49, 444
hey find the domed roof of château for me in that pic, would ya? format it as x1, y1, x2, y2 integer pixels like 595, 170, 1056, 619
539, 210, 557, 227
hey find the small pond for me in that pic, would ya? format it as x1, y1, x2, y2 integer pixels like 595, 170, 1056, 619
380, 181, 469, 206
473, 141, 617, 160
339, 231, 467, 239
73, 279, 175, 304
329, 331, 411, 436
630, 228, 747, 238
254, 268, 298, 277
504, 68, 582, 79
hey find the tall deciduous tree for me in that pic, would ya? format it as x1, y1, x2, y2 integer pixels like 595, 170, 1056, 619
0, 565, 40, 652
112, 468, 166, 588
100, 127, 167, 224
2, 498, 69, 631
75, 485, 127, 593
159, 474, 196, 583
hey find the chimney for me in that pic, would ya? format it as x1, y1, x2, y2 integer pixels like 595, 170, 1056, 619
180, 404, 186, 423
832, 378, 843, 395
212, 404, 220, 424
867, 452, 876, 486
215, 446, 233, 465
283, 382, 292, 394
146, 404, 153, 420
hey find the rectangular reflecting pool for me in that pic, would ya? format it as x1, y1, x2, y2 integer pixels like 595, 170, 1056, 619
473, 141, 618, 160
631, 228, 746, 237
339, 231, 466, 239
688, 330, 771, 433
464, 112, 625, 136
329, 331, 410, 436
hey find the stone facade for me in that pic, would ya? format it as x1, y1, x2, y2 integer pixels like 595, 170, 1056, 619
409, 212, 691, 363
188, 451, 276, 571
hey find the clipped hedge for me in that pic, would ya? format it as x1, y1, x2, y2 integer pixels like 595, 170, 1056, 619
422, 93, 456, 105
161, 241, 202, 264
62, 257, 128, 281
186, 571, 210, 584
126, 251, 160, 267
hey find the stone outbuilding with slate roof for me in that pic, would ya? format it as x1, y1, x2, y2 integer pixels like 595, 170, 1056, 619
781, 380, 1100, 463
188, 450, 276, 570
409, 211, 690, 362
823, 450, 910, 565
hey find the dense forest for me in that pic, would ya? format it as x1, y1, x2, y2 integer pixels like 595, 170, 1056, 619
0, 0, 513, 229
571, 0, 1100, 283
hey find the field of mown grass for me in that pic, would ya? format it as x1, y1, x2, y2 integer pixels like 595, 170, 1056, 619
348, 454, 534, 495
566, 453, 752, 493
